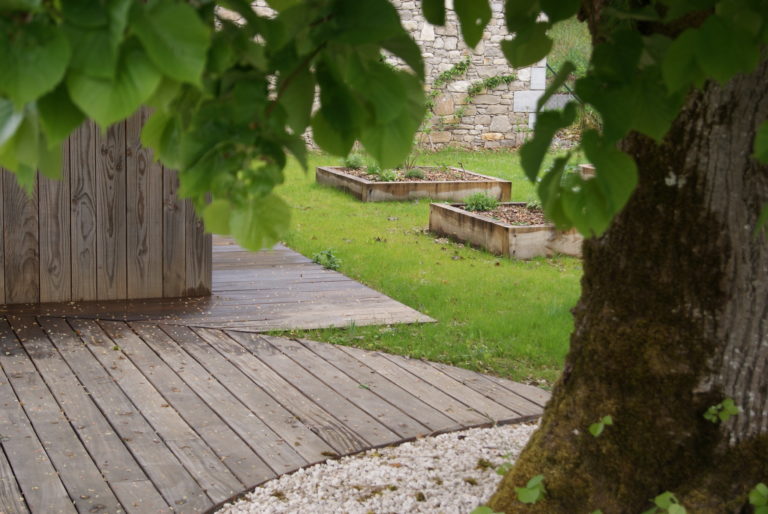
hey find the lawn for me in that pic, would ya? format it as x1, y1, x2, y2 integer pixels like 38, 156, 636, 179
272, 149, 582, 387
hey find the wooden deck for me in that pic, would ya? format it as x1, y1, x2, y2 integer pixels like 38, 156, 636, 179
0, 316, 548, 513
0, 238, 549, 513
0, 237, 434, 332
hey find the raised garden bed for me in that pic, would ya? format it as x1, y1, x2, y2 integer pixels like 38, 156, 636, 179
316, 166, 511, 202
429, 202, 582, 259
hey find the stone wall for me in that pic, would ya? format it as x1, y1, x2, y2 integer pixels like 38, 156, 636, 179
392, 0, 546, 149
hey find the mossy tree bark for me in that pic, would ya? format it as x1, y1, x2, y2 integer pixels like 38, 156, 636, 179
488, 40, 768, 514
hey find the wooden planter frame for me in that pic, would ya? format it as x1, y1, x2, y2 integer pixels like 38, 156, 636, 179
316, 166, 511, 202
429, 202, 583, 259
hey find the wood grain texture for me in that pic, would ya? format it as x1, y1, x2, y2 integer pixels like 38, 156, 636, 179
0, 441, 28, 514
0, 318, 122, 513
185, 199, 212, 296
70, 319, 242, 505
100, 320, 272, 487
39, 143, 71, 302
11, 316, 168, 513
3, 171, 39, 303
96, 121, 127, 299
70, 120, 98, 301
4, 312, 546, 513
163, 168, 186, 297
40, 317, 208, 512
126, 108, 163, 299
0, 362, 74, 514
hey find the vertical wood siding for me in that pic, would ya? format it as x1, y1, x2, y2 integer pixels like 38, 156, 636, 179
0, 108, 211, 305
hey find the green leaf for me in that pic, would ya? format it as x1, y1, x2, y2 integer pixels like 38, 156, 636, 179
754, 121, 768, 163
504, 0, 539, 32
141, 109, 182, 168
0, 98, 23, 147
360, 73, 424, 168
38, 84, 85, 147
750, 483, 768, 506
520, 103, 577, 181
602, 415, 613, 425
581, 130, 638, 214
588, 421, 605, 437
0, 19, 70, 107
422, 0, 446, 25
0, 0, 41, 10
132, 1, 210, 85
537, 61, 576, 112
311, 110, 354, 157
695, 16, 760, 84
230, 194, 291, 251
526, 475, 544, 488
334, 0, 404, 45
202, 199, 232, 234
540, 0, 579, 23
62, 0, 131, 79
501, 23, 552, 68
516, 487, 540, 504
654, 492, 675, 509
668, 504, 686, 514
381, 34, 425, 80
67, 42, 162, 127
454, 0, 492, 48
279, 66, 315, 135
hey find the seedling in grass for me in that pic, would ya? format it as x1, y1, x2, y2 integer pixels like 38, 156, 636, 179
312, 249, 342, 270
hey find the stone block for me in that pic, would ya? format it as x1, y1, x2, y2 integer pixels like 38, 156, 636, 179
530, 67, 546, 90
482, 132, 504, 141
429, 131, 453, 143
513, 90, 544, 113
448, 80, 470, 93
516, 67, 531, 82
475, 115, 491, 125
490, 115, 512, 132
486, 104, 507, 114
419, 24, 435, 41
472, 94, 502, 105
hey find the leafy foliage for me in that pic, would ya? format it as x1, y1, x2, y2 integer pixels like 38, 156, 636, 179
312, 249, 342, 270
703, 397, 741, 423
750, 483, 768, 514
515, 474, 546, 504
3, 0, 768, 248
464, 192, 499, 212
343, 153, 366, 169
643, 491, 687, 514
404, 167, 425, 179
588, 415, 613, 437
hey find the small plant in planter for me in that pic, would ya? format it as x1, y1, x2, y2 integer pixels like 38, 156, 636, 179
464, 192, 499, 212
343, 153, 366, 170
404, 168, 425, 179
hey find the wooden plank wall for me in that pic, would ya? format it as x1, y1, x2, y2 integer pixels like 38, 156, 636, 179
0, 108, 211, 305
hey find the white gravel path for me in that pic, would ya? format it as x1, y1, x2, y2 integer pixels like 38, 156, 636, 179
216, 422, 537, 514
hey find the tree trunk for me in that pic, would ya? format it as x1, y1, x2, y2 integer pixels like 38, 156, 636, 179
488, 58, 768, 513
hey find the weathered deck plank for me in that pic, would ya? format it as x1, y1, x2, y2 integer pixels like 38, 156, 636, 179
0, 238, 433, 332
1, 240, 549, 513
9, 316, 168, 513
39, 317, 211, 512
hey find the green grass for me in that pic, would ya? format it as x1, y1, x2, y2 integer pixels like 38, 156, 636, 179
272, 149, 582, 387
548, 18, 592, 81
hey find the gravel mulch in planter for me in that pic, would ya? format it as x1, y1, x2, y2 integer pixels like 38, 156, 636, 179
342, 166, 489, 183
469, 204, 547, 225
